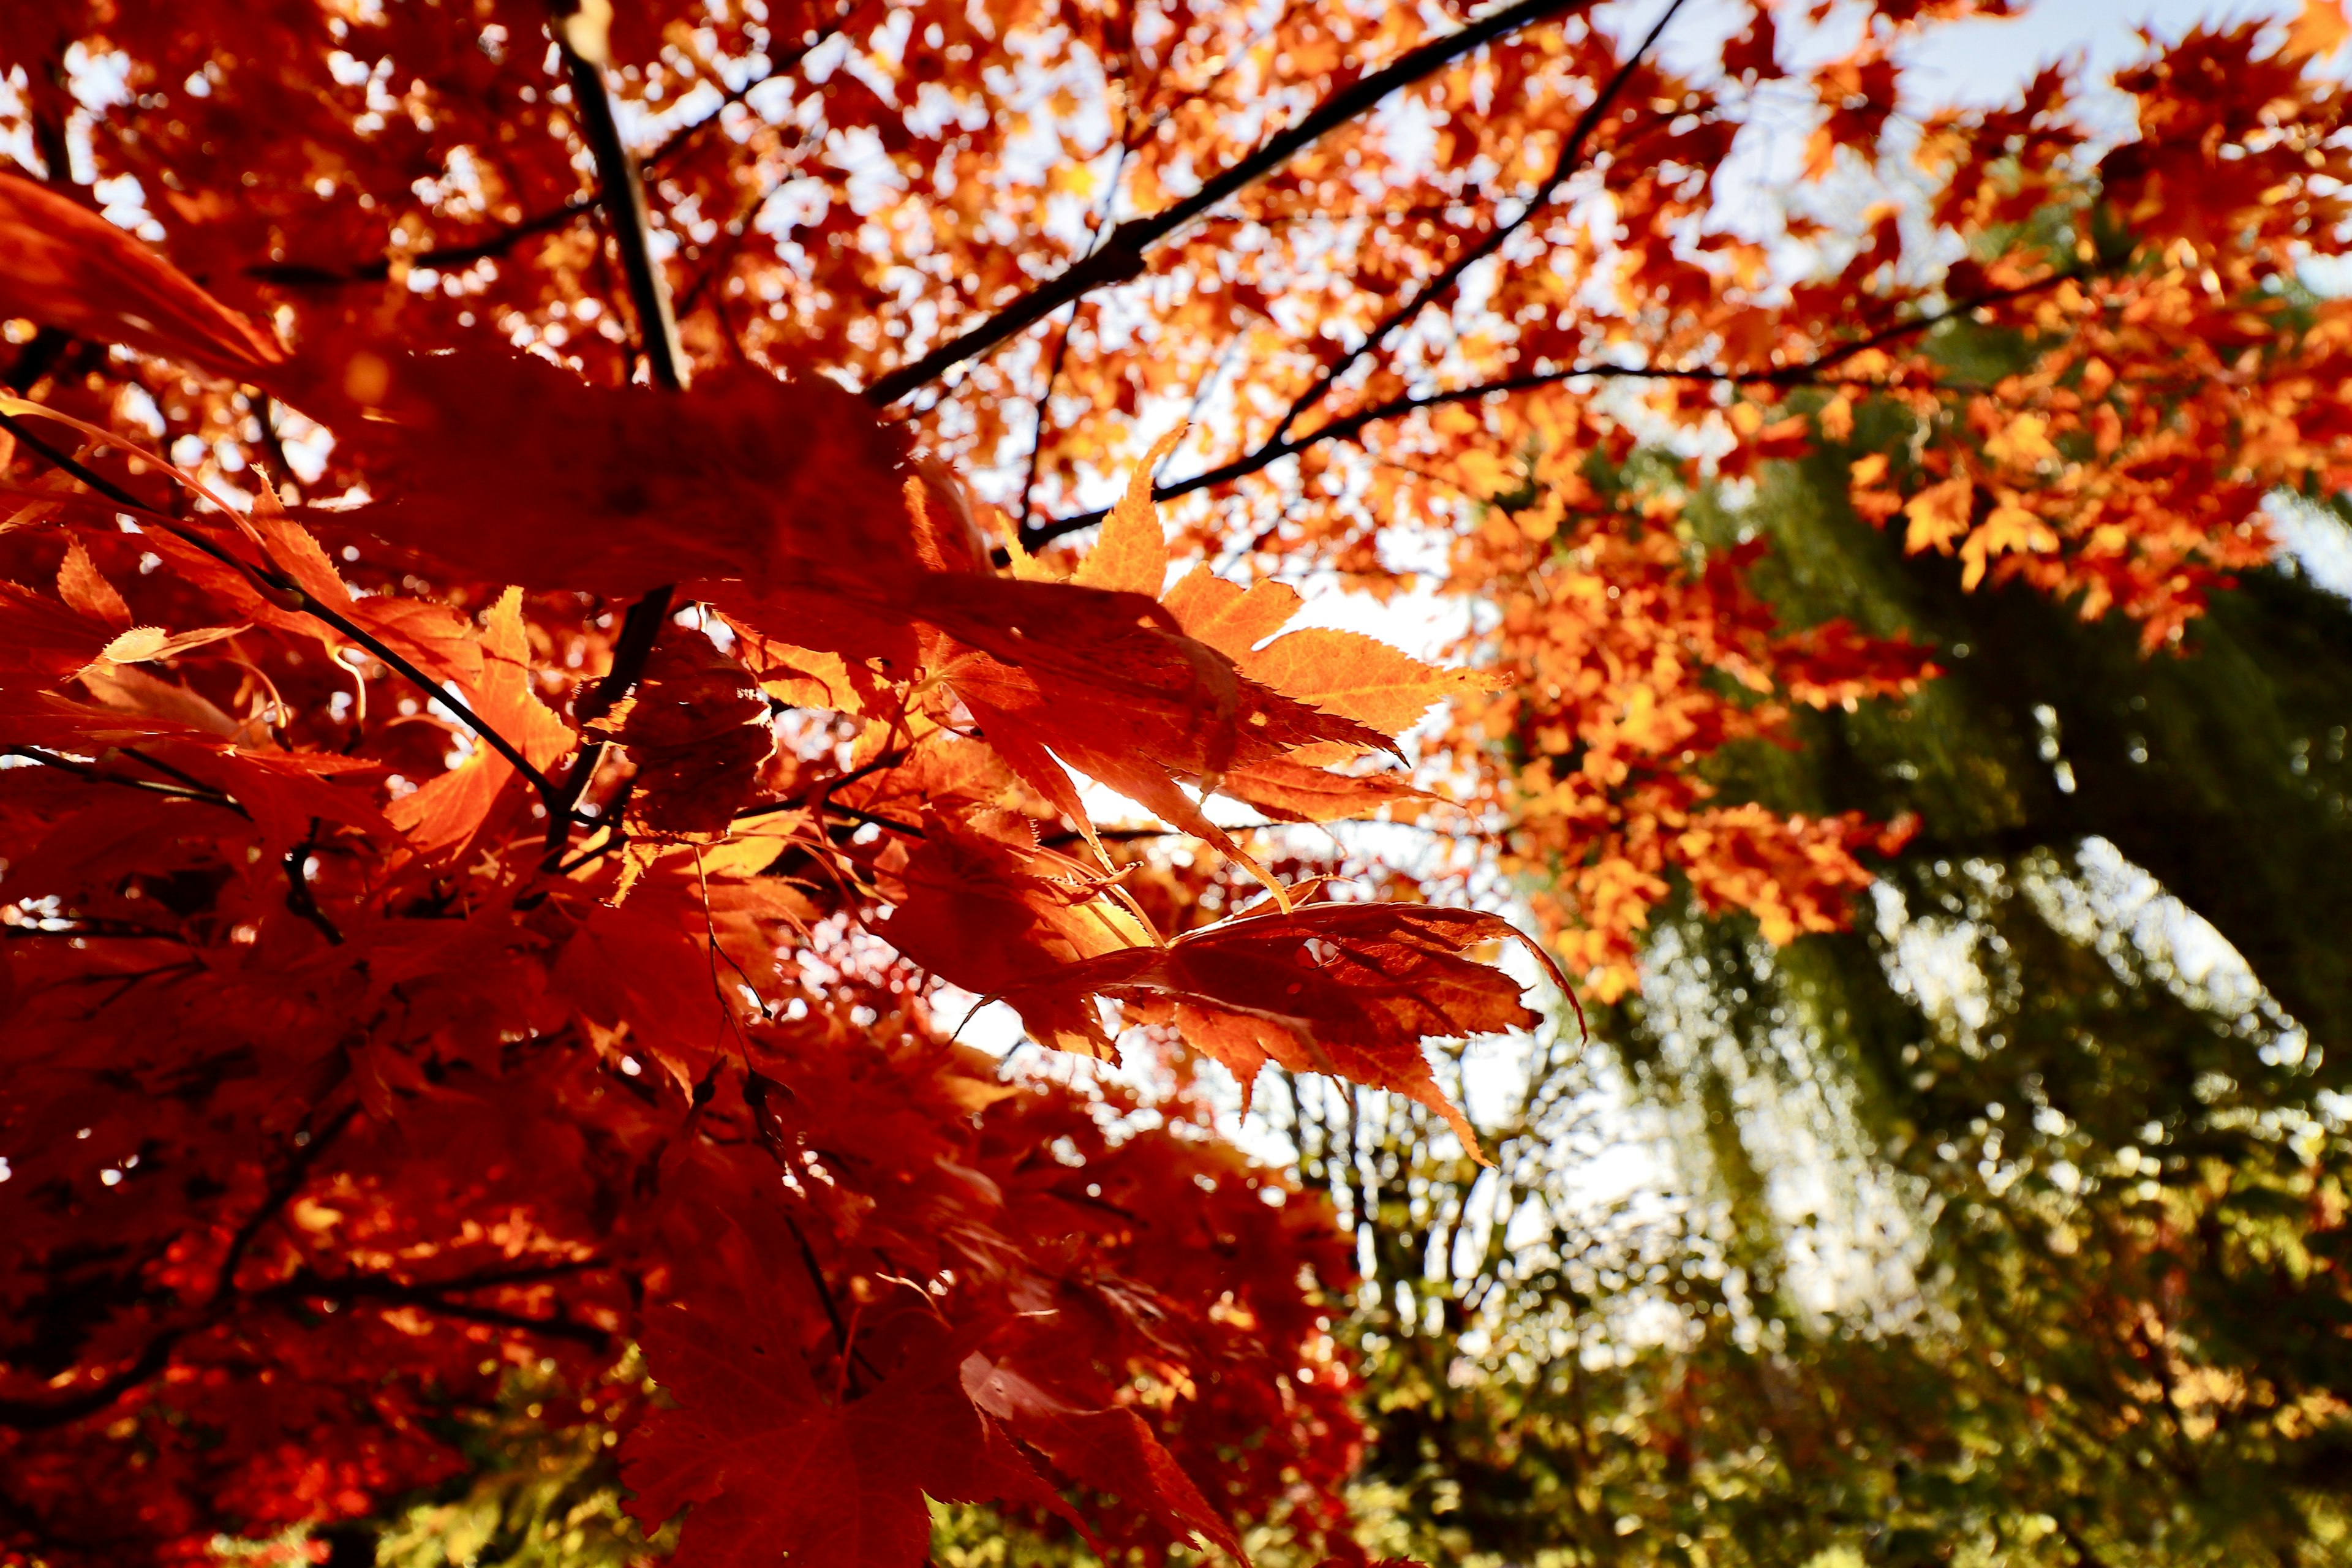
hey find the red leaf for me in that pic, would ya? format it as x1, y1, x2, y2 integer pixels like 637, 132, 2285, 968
0, 173, 282, 380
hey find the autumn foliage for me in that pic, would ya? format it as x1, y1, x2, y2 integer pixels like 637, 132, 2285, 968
6, 0, 2352, 1561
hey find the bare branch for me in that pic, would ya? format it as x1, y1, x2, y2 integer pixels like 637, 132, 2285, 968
1, 745, 243, 813
282, 818, 344, 946
0, 1111, 356, 1433
247, 197, 596, 287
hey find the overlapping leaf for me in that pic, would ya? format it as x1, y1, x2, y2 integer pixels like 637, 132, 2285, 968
997, 900, 1562, 1152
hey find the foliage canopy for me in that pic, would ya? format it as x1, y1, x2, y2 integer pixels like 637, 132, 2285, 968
6, 0, 2352, 1564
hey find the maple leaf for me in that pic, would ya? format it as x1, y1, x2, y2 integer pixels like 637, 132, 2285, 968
14, 2, 2345, 1561
0, 173, 284, 380
926, 449, 1468, 861
998, 900, 1567, 1153
314, 350, 927, 662
625, 1234, 1234, 1568
386, 586, 572, 859
589, 628, 777, 835
962, 1355, 1243, 1559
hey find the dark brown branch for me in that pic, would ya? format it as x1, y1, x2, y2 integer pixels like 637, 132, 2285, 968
1019, 304, 1078, 526
246, 197, 596, 287
862, 0, 1598, 406
0, 412, 564, 802
260, 1264, 612, 1351
1275, 0, 1689, 443
540, 34, 695, 867
730, 747, 912, 823
823, 801, 925, 839
638, 0, 868, 172
557, 39, 687, 390
282, 818, 344, 946
1, 745, 243, 813
545, 586, 675, 861
0, 919, 191, 941
1024, 268, 2084, 547
0, 1111, 356, 1433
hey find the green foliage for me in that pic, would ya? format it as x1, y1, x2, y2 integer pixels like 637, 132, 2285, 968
1283, 437, 2352, 1567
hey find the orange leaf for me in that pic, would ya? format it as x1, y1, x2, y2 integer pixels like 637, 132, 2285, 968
1161, 566, 1304, 659
2290, 0, 2350, 59
1240, 627, 1499, 752
1071, 428, 1184, 598
998, 901, 1566, 1158
56, 539, 130, 630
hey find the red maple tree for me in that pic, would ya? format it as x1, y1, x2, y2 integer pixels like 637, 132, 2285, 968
7, 0, 2352, 1561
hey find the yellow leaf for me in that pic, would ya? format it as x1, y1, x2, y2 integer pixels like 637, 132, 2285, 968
1072, 427, 1183, 597
99, 626, 173, 665
1819, 393, 1855, 442
1985, 411, 2057, 468
1960, 504, 2059, 590
1901, 475, 1973, 556
94, 622, 249, 665
1455, 448, 1517, 497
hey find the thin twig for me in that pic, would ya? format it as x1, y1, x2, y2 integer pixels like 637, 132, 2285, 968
545, 585, 675, 861
282, 818, 344, 946
823, 801, 924, 839
1273, 0, 1689, 443
1, 745, 243, 813
1018, 303, 1078, 526
1023, 266, 2085, 546
0, 1110, 356, 1433
247, 198, 597, 287
244, 2, 867, 292
0, 411, 564, 802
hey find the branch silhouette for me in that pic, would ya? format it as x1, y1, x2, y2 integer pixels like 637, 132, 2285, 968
1023, 266, 2086, 548
861, 0, 1599, 406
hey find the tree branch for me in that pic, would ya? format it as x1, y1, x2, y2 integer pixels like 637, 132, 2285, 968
260, 1264, 613, 1351
539, 23, 695, 863
557, 37, 687, 390
0, 410, 564, 802
545, 584, 674, 861
282, 818, 344, 946
861, 0, 1599, 406
247, 197, 597, 287
1274, 0, 1688, 444
0, 1111, 356, 1433
1023, 267, 2084, 547
1, 745, 243, 813
243, 3, 865, 291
